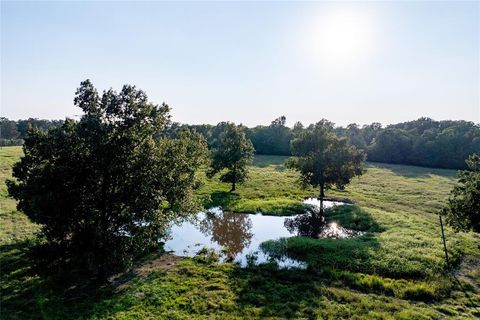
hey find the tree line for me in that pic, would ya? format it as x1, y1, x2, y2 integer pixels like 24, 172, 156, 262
167, 116, 479, 170
0, 117, 64, 146
341, 119, 480, 169
2, 115, 479, 170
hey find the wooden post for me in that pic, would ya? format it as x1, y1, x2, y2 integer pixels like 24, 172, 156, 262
439, 212, 450, 269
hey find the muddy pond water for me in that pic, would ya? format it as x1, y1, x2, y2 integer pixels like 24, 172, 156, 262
163, 199, 358, 268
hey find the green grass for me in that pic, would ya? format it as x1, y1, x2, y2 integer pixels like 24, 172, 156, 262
1, 146, 480, 319
197, 155, 459, 216
0, 146, 39, 243
197, 155, 313, 215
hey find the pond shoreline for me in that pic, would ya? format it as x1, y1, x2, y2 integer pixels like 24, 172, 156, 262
163, 200, 362, 268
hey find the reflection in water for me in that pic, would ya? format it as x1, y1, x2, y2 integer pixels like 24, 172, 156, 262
285, 206, 326, 238
302, 198, 351, 210
163, 208, 305, 268
285, 205, 365, 239
199, 210, 253, 260
318, 222, 365, 239
163, 200, 361, 268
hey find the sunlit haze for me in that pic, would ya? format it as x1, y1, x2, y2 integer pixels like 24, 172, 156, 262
307, 8, 376, 65
1, 1, 479, 127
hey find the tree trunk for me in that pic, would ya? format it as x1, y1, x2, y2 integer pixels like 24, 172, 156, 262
99, 171, 109, 279
231, 164, 236, 192
319, 184, 325, 216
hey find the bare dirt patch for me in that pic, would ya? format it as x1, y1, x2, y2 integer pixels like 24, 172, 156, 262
109, 252, 182, 291
136, 252, 182, 276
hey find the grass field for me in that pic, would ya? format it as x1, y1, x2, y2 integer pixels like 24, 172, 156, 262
1, 146, 479, 319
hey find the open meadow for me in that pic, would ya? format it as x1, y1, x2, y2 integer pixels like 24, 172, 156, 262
1, 146, 479, 319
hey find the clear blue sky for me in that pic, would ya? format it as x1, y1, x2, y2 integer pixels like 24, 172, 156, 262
1, 1, 479, 127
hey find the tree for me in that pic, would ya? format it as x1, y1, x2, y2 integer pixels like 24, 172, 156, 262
0, 117, 20, 139
246, 116, 292, 156
7, 80, 208, 278
210, 121, 230, 148
292, 121, 304, 136
367, 128, 413, 164
286, 120, 365, 213
208, 122, 254, 191
266, 116, 292, 155
442, 154, 480, 232
346, 123, 367, 149
361, 122, 382, 145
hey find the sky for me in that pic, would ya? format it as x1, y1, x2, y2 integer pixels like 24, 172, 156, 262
1, 1, 479, 127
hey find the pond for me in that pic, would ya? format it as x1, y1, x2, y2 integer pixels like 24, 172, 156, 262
163, 199, 359, 268
164, 208, 305, 268
302, 197, 352, 209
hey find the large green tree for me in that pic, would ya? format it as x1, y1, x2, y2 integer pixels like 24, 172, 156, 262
286, 120, 365, 213
7, 80, 207, 278
442, 154, 480, 232
207, 122, 254, 192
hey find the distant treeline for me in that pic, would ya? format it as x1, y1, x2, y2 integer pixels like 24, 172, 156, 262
170, 116, 480, 170
2, 116, 479, 169
0, 118, 64, 146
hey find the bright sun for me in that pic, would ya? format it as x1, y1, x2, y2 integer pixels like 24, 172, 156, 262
309, 10, 375, 65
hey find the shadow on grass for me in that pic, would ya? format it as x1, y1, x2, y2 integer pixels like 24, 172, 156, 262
0, 240, 114, 320
250, 155, 288, 168
203, 191, 240, 209
229, 266, 323, 319
371, 162, 457, 179
326, 205, 383, 233
452, 274, 480, 316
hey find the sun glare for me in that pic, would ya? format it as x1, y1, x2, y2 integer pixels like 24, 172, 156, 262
309, 9, 376, 65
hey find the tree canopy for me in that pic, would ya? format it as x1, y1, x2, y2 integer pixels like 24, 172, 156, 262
7, 80, 208, 278
0, 117, 20, 139
207, 122, 254, 191
248, 116, 292, 156
286, 120, 365, 211
442, 154, 480, 233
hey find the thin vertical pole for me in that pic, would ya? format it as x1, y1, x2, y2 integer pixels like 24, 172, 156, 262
439, 213, 450, 269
